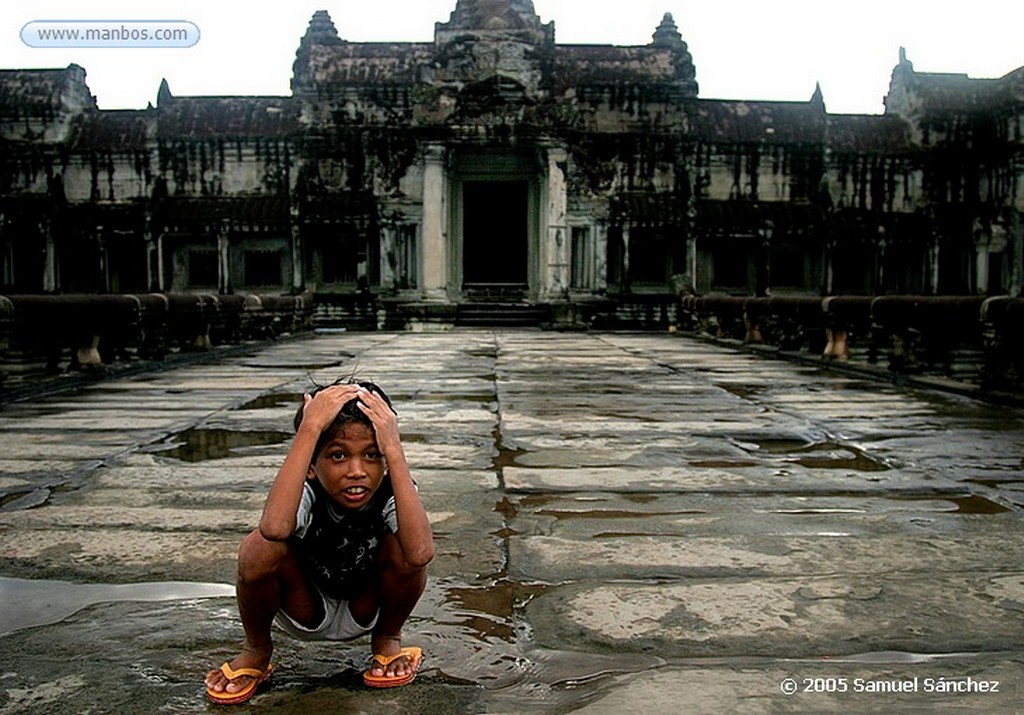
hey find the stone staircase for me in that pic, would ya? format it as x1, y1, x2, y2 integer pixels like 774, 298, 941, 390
457, 283, 550, 326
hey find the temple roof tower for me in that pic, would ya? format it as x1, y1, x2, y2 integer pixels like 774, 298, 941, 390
432, 0, 555, 100
650, 13, 698, 96
291, 10, 345, 92
435, 0, 554, 45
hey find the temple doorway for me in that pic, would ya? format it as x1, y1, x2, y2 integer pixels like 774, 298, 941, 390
462, 180, 528, 286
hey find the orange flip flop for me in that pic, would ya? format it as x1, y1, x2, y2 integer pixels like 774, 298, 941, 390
206, 662, 274, 705
362, 647, 423, 688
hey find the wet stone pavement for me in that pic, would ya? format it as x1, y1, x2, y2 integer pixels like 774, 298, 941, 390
0, 330, 1022, 714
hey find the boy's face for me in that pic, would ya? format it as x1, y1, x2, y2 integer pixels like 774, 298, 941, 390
308, 422, 386, 509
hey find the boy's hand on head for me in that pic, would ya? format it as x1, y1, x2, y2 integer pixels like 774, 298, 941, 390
356, 388, 403, 457
300, 384, 361, 434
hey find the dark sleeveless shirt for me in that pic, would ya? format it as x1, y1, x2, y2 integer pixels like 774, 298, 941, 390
290, 476, 395, 600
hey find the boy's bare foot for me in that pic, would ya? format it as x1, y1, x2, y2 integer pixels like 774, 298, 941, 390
204, 648, 273, 700
368, 651, 416, 679
364, 635, 422, 687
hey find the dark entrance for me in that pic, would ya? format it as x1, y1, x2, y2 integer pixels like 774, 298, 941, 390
462, 180, 528, 285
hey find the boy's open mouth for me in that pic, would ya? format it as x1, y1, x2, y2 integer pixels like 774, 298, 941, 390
341, 485, 370, 502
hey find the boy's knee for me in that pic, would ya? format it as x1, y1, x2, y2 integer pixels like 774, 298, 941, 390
379, 533, 431, 576
237, 529, 291, 581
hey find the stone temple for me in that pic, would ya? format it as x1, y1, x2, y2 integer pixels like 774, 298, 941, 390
1, 1, 1022, 328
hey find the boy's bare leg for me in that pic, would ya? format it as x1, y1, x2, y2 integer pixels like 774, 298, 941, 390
205, 529, 321, 695
350, 532, 428, 678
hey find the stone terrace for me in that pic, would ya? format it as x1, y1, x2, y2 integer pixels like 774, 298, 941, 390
0, 330, 1021, 714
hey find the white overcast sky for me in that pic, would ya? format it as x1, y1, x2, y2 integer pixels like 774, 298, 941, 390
2, 0, 1022, 115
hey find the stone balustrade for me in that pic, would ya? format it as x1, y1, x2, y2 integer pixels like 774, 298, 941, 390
678, 294, 1024, 398
0, 292, 315, 391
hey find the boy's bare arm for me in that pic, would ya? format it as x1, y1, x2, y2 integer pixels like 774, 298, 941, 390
259, 384, 360, 540
358, 389, 435, 567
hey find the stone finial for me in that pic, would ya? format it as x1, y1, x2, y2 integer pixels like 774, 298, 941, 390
157, 78, 173, 108
652, 12, 682, 48
810, 81, 825, 112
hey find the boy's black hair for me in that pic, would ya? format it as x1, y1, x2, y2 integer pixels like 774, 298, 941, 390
293, 379, 396, 458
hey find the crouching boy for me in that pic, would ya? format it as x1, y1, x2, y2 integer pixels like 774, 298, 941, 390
205, 380, 434, 705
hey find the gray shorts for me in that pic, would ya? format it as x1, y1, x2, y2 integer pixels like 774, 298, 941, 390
274, 588, 377, 641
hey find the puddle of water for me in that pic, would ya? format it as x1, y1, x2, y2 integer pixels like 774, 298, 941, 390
153, 428, 292, 462
808, 650, 989, 664
0, 576, 235, 636
740, 438, 817, 454
717, 384, 762, 399
930, 494, 1012, 514
621, 494, 660, 504
534, 508, 705, 520
494, 497, 518, 520
518, 494, 559, 508
492, 425, 528, 481
736, 438, 890, 472
765, 493, 1013, 515
792, 449, 889, 472
966, 477, 1024, 489
445, 580, 549, 643
236, 393, 303, 410
689, 459, 760, 468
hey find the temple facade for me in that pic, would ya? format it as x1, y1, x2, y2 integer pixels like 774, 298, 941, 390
1, 1, 1022, 327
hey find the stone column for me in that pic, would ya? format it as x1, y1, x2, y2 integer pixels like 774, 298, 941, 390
143, 210, 156, 292
621, 224, 631, 292
686, 234, 698, 294
380, 223, 397, 291
874, 228, 887, 294
975, 245, 990, 294
927, 233, 940, 295
541, 147, 569, 301
96, 226, 110, 293
41, 218, 57, 293
217, 219, 232, 295
421, 144, 448, 301
757, 220, 773, 297
823, 236, 835, 295
1009, 211, 1023, 297
594, 221, 609, 292
290, 208, 305, 293
0, 213, 9, 287
155, 232, 166, 292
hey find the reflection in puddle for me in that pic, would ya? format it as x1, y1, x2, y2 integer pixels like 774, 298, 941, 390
444, 579, 550, 643
0, 577, 234, 636
153, 428, 292, 462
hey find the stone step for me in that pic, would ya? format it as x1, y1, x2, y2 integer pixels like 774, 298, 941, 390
456, 301, 550, 326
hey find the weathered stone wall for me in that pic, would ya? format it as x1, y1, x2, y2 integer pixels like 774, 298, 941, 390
2, 4, 1023, 319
